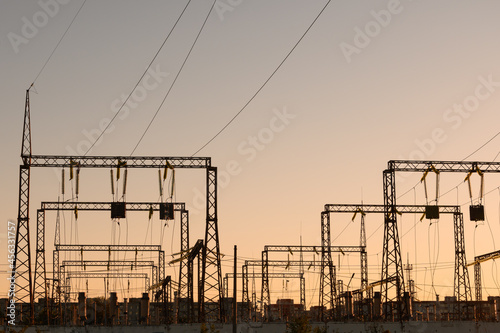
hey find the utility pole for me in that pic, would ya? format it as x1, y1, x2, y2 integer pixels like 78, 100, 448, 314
233, 245, 237, 333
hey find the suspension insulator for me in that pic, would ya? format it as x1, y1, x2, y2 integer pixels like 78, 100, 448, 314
76, 169, 80, 195
110, 169, 115, 195
123, 169, 128, 196
61, 169, 65, 195
158, 169, 163, 197
170, 169, 175, 198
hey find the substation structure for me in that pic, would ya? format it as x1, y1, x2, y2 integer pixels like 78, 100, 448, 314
59, 261, 157, 299
381, 160, 500, 320
51, 244, 164, 324
33, 201, 192, 322
262, 245, 364, 322
64, 273, 150, 293
224, 272, 305, 322
13, 90, 224, 323
322, 203, 470, 320
242, 256, 326, 322
469, 250, 500, 302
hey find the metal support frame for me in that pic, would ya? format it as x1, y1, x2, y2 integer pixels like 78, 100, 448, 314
33, 209, 48, 324
383, 160, 500, 320
359, 214, 368, 293
467, 250, 500, 302
60, 260, 157, 299
474, 263, 481, 302
11, 89, 34, 324
34, 200, 186, 324
246, 258, 321, 320
228, 271, 305, 322
323, 203, 470, 320
382, 170, 406, 320
65, 272, 150, 293
13, 92, 223, 324
186, 239, 204, 323
201, 167, 224, 322
320, 212, 336, 321
53, 245, 164, 322
263, 244, 363, 321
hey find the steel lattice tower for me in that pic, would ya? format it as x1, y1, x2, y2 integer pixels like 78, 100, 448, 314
320, 211, 335, 321
201, 167, 224, 322
382, 170, 407, 320
11, 89, 34, 324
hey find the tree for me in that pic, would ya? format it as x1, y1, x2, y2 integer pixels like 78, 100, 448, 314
288, 315, 312, 333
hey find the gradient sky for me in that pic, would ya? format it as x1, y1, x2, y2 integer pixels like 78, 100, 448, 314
2, 0, 500, 305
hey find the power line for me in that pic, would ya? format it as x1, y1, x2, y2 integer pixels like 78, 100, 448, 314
31, 0, 87, 87
130, 0, 217, 155
462, 130, 500, 161
191, 0, 332, 156
84, 0, 194, 156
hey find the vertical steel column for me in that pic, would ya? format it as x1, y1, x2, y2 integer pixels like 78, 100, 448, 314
152, 266, 158, 301
300, 275, 306, 310
178, 210, 189, 299
187, 255, 194, 323
33, 209, 48, 323
382, 170, 407, 320
453, 213, 472, 319
453, 213, 472, 301
201, 167, 223, 322
177, 209, 189, 322
261, 250, 269, 320
159, 251, 165, 297
223, 276, 229, 300
320, 211, 335, 321
474, 263, 481, 301
198, 249, 203, 323
53, 249, 62, 324
360, 214, 368, 293
241, 265, 249, 321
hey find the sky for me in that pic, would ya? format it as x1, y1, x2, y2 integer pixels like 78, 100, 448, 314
2, 0, 500, 307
